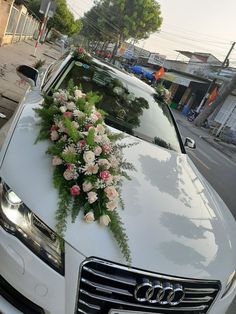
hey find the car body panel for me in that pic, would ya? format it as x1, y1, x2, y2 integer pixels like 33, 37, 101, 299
1, 100, 235, 285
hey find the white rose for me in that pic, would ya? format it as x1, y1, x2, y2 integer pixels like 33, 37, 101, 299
101, 134, 110, 144
82, 181, 93, 192
109, 156, 119, 169
74, 89, 85, 100
87, 191, 98, 204
84, 163, 99, 175
72, 121, 79, 129
63, 169, 74, 180
73, 109, 81, 117
99, 214, 111, 226
94, 146, 102, 156
84, 211, 95, 223
96, 124, 105, 135
52, 156, 62, 166
90, 113, 99, 123
98, 159, 110, 169
104, 186, 118, 200
94, 135, 102, 143
50, 130, 59, 141
66, 102, 76, 111
106, 200, 117, 211
59, 106, 67, 113
83, 151, 95, 164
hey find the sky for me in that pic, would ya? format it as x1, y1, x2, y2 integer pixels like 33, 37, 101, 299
67, 0, 236, 64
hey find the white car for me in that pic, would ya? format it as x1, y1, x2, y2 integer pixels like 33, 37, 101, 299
0, 53, 236, 314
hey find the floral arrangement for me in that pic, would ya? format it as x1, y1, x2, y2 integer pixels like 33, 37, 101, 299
35, 80, 135, 263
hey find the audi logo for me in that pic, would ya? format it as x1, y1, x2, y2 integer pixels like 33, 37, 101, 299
134, 279, 185, 305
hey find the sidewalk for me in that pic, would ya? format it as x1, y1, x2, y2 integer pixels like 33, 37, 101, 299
172, 109, 236, 164
0, 40, 61, 127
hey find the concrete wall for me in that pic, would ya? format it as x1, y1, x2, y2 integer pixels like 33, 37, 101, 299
0, 0, 14, 45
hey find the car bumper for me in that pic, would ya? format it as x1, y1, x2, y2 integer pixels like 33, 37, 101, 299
0, 227, 84, 314
1, 227, 236, 314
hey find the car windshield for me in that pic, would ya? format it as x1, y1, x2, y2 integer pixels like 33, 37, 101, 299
56, 57, 182, 152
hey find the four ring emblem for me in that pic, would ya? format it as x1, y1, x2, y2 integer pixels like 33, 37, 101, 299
134, 279, 185, 305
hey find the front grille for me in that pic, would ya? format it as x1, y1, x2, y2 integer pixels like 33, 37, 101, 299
76, 258, 220, 314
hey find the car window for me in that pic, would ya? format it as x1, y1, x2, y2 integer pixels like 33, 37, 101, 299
56, 58, 182, 152
42, 51, 70, 88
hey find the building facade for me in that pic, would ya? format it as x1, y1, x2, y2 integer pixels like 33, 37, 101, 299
0, 0, 39, 46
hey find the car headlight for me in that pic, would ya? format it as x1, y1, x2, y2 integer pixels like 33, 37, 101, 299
0, 182, 64, 274
221, 271, 236, 298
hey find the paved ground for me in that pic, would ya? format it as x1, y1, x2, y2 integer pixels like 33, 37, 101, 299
173, 111, 236, 219
0, 40, 60, 127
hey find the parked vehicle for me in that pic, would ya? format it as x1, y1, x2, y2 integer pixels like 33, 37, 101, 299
187, 109, 199, 122
0, 52, 236, 314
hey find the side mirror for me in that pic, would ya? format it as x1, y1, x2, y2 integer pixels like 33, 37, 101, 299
16, 65, 38, 87
184, 137, 196, 149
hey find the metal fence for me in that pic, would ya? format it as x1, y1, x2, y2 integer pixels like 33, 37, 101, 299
5, 5, 39, 39
6, 6, 18, 34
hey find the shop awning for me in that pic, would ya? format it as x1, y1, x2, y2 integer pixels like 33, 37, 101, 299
163, 72, 207, 87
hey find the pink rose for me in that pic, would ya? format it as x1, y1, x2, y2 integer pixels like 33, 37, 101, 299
70, 185, 80, 196
99, 171, 111, 182
78, 47, 84, 54
84, 211, 95, 223
79, 140, 86, 149
63, 111, 73, 119
50, 125, 57, 131
85, 123, 93, 130
104, 186, 118, 200
102, 144, 112, 154
67, 164, 74, 171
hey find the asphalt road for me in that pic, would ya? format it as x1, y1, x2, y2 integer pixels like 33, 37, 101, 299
176, 122, 236, 314
177, 123, 236, 219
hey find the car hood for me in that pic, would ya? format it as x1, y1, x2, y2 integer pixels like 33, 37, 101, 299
1, 103, 236, 283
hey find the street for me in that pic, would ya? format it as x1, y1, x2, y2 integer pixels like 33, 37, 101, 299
175, 118, 236, 314
176, 119, 236, 219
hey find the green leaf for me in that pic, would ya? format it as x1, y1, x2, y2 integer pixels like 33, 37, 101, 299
63, 118, 80, 143
109, 210, 131, 265
86, 127, 95, 147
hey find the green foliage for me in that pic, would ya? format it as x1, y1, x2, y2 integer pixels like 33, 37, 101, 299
71, 197, 82, 223
109, 210, 131, 265
63, 118, 80, 143
55, 188, 71, 237
27, 0, 82, 36
86, 127, 95, 147
81, 0, 162, 45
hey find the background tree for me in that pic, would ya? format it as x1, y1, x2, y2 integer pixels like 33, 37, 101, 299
194, 73, 236, 127
27, 0, 82, 36
81, 0, 162, 51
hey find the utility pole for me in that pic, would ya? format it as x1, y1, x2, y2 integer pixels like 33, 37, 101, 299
33, 0, 52, 57
196, 41, 235, 113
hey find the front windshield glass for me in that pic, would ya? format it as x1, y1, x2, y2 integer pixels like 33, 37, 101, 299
57, 58, 182, 152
